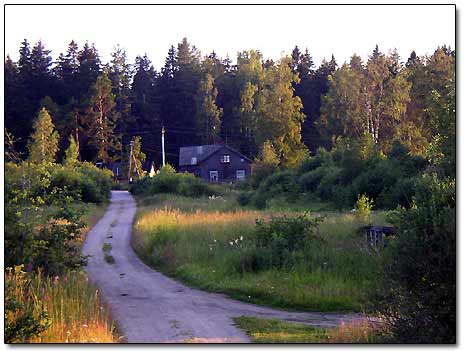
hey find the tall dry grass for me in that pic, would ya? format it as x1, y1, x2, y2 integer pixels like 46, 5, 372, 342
5, 267, 118, 343
133, 198, 387, 312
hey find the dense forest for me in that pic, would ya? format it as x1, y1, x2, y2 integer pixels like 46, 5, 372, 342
5, 38, 455, 172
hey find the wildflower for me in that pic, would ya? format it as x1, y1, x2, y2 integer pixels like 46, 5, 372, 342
229, 241, 234, 246
240, 236, 243, 241
235, 239, 239, 244
54, 276, 60, 284
213, 239, 217, 243
248, 296, 251, 299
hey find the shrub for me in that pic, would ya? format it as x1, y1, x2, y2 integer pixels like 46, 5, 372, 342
354, 194, 374, 222
297, 148, 332, 175
130, 166, 217, 198
298, 167, 326, 193
49, 163, 112, 204
315, 166, 342, 201
375, 174, 456, 343
254, 213, 324, 268
237, 191, 254, 206
5, 266, 51, 343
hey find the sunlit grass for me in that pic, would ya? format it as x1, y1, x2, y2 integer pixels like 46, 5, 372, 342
234, 316, 382, 343
5, 268, 118, 343
133, 194, 386, 312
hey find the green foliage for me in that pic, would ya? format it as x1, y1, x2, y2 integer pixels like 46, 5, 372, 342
130, 166, 217, 198
50, 162, 112, 203
375, 174, 455, 343
251, 170, 298, 208
85, 70, 121, 164
28, 107, 59, 165
63, 135, 79, 167
196, 73, 223, 144
5, 266, 51, 343
354, 194, 374, 222
253, 213, 324, 269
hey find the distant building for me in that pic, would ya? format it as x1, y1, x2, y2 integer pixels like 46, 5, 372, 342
179, 144, 252, 182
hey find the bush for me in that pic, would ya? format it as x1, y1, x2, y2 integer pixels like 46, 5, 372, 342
251, 170, 299, 208
254, 213, 324, 269
49, 163, 112, 204
5, 266, 51, 343
375, 174, 456, 343
130, 166, 217, 198
237, 191, 254, 206
354, 194, 374, 222
297, 148, 332, 175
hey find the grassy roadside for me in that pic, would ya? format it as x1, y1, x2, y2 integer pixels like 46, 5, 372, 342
132, 194, 386, 312
5, 201, 120, 343
233, 316, 381, 343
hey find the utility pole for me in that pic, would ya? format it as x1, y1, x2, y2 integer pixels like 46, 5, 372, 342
128, 139, 133, 183
161, 126, 166, 167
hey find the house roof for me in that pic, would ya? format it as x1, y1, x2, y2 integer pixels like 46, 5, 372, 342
179, 144, 251, 166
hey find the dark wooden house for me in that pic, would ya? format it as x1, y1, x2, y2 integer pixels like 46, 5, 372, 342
179, 144, 252, 182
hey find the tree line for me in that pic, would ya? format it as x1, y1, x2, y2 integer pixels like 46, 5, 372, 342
5, 38, 455, 172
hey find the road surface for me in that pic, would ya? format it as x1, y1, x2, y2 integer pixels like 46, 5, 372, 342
83, 190, 369, 343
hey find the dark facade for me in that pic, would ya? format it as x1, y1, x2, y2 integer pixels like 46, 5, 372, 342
179, 144, 252, 182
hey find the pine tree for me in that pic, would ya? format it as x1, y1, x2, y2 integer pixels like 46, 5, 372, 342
28, 107, 59, 164
85, 69, 120, 164
64, 135, 79, 167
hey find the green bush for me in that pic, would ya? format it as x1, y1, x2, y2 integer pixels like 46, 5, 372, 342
250, 170, 298, 208
237, 191, 254, 206
375, 174, 456, 343
354, 194, 374, 222
253, 213, 324, 269
49, 163, 112, 204
5, 266, 51, 343
297, 148, 332, 175
130, 166, 217, 198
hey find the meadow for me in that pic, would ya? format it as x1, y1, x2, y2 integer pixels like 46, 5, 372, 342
132, 193, 388, 312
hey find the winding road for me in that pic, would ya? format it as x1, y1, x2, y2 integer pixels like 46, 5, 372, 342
83, 191, 369, 343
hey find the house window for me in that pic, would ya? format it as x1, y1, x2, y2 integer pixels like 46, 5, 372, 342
236, 169, 245, 180
209, 170, 219, 182
221, 155, 230, 163
191, 157, 197, 165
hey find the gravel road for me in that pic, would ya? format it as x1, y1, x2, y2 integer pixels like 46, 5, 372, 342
83, 190, 370, 343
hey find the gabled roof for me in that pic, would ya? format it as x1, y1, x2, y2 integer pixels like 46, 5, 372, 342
179, 144, 252, 166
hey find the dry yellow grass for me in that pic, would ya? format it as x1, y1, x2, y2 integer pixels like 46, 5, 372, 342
5, 267, 118, 343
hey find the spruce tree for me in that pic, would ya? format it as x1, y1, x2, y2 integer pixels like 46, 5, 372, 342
85, 69, 120, 164
28, 107, 59, 164
64, 135, 79, 167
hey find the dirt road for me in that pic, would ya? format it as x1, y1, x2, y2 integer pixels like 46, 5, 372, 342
83, 191, 369, 343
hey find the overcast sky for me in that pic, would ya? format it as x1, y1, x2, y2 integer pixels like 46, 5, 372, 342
5, 4, 455, 70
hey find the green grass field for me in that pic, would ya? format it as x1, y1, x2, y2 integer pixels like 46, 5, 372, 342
233, 316, 380, 343
132, 193, 388, 312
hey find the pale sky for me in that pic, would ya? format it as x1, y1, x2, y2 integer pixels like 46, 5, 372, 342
4, 4, 455, 70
